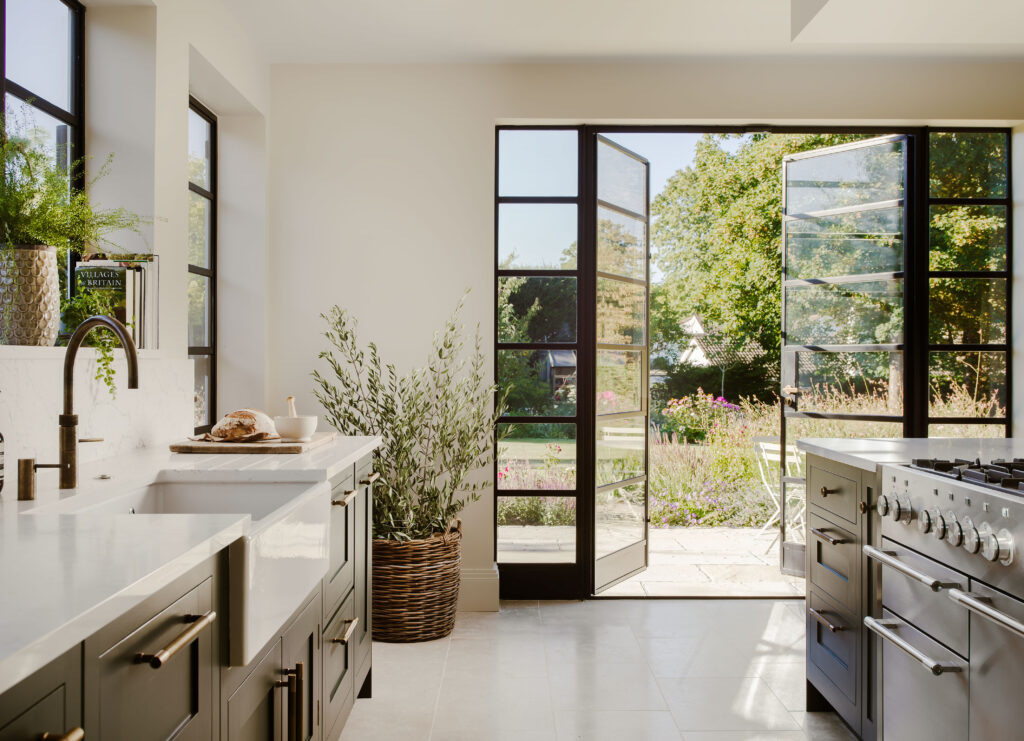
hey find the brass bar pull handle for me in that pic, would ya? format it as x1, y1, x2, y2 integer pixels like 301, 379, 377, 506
947, 588, 1024, 639
135, 610, 216, 668
41, 728, 85, 741
330, 617, 360, 645
864, 616, 962, 676
293, 662, 304, 741
332, 489, 359, 507
810, 527, 846, 546
360, 471, 380, 486
284, 672, 297, 741
863, 545, 961, 592
820, 486, 838, 497
808, 606, 844, 632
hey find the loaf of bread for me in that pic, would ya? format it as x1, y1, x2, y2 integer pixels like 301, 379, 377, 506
210, 409, 279, 442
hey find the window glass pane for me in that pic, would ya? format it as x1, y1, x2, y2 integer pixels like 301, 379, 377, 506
5, 0, 71, 111
792, 351, 903, 415
785, 417, 902, 440
498, 130, 577, 197
188, 192, 211, 268
497, 496, 575, 563
595, 482, 645, 559
597, 207, 645, 280
188, 109, 212, 189
5, 96, 72, 173
498, 203, 576, 270
596, 415, 645, 487
496, 423, 575, 490
785, 280, 903, 346
187, 274, 210, 347
929, 132, 1008, 199
929, 351, 1006, 418
929, 205, 1006, 272
597, 349, 642, 415
498, 350, 576, 417
929, 278, 1006, 345
786, 207, 903, 279
497, 276, 576, 343
786, 139, 904, 214
598, 140, 646, 215
597, 278, 645, 345
191, 354, 211, 428
928, 424, 1005, 438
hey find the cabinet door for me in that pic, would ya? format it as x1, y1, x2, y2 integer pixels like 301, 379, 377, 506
282, 593, 322, 741
0, 646, 82, 741
324, 467, 356, 619
87, 577, 215, 741
352, 460, 374, 689
225, 641, 283, 741
322, 591, 356, 740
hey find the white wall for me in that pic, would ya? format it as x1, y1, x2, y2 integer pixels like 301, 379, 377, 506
267, 58, 1024, 609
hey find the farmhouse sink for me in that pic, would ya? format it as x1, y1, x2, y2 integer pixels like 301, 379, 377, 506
25, 476, 330, 665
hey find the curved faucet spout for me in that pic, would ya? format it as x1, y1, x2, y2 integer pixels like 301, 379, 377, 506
63, 315, 139, 416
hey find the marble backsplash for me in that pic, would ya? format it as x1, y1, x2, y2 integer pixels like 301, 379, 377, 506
0, 351, 192, 478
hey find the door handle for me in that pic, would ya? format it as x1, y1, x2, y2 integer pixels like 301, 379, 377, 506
332, 489, 359, 507
360, 471, 380, 486
135, 611, 216, 668
41, 729, 85, 741
864, 616, 962, 676
277, 662, 303, 741
808, 606, 845, 632
782, 385, 802, 396
330, 617, 360, 645
947, 588, 1024, 639
810, 527, 846, 546
863, 545, 961, 592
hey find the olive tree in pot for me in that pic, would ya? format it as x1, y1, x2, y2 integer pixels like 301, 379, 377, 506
0, 117, 141, 349
314, 294, 507, 642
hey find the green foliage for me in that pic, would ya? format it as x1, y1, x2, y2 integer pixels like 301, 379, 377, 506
60, 289, 124, 395
314, 294, 509, 541
496, 496, 576, 527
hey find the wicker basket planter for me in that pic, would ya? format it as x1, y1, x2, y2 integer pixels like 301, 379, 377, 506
0, 245, 61, 346
372, 521, 462, 642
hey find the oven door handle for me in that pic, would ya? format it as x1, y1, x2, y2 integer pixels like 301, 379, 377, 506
863, 545, 961, 592
947, 588, 1024, 639
864, 616, 962, 676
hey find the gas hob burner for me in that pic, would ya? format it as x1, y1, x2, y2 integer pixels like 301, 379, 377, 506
909, 458, 977, 478
909, 457, 1024, 494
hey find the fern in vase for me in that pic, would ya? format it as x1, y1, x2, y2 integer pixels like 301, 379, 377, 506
313, 294, 508, 542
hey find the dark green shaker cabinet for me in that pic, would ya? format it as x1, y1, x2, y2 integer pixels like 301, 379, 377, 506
0, 645, 82, 741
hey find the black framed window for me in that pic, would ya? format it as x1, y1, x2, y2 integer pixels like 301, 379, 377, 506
188, 97, 216, 433
2, 0, 84, 181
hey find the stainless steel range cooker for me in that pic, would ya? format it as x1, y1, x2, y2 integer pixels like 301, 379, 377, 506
871, 459, 1024, 741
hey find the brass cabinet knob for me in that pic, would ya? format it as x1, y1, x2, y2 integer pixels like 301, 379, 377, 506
859, 501, 869, 514
820, 486, 838, 497
41, 729, 85, 741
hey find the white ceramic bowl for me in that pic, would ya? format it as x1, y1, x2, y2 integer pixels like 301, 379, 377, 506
274, 415, 318, 442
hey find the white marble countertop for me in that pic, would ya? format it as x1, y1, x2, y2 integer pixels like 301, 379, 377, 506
0, 434, 380, 694
796, 437, 1024, 473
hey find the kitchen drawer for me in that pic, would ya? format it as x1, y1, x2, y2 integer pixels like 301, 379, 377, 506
0, 646, 82, 741
352, 474, 372, 685
807, 588, 858, 704
808, 463, 859, 525
354, 455, 373, 484
876, 538, 967, 657
808, 511, 859, 613
324, 475, 357, 619
876, 609, 967, 741
86, 576, 216, 741
323, 591, 356, 740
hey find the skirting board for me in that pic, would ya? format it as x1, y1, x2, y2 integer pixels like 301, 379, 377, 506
457, 564, 500, 611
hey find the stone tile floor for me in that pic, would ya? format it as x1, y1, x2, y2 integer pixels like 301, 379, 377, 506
604, 528, 805, 597
340, 598, 852, 741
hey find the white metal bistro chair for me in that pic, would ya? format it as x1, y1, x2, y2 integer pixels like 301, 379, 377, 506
753, 436, 805, 550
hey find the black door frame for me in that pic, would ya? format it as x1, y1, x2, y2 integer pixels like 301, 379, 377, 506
496, 123, 1013, 600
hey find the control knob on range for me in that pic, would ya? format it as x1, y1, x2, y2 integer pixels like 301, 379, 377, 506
929, 508, 947, 540
979, 523, 1015, 565
876, 495, 890, 517
918, 508, 933, 534
962, 516, 981, 554
945, 512, 964, 547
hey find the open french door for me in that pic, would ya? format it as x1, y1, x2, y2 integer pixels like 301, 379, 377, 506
779, 135, 909, 576
592, 135, 651, 593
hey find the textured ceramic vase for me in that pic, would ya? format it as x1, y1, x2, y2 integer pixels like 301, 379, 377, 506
0, 245, 61, 346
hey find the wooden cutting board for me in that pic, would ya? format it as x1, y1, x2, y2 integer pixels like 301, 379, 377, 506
169, 430, 338, 454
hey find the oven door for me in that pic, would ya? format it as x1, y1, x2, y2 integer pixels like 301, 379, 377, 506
865, 609, 968, 741
947, 582, 1024, 741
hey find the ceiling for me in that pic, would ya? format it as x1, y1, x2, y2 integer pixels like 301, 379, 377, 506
221, 0, 1024, 64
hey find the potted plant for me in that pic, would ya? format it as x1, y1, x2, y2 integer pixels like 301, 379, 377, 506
0, 111, 141, 349
314, 294, 507, 642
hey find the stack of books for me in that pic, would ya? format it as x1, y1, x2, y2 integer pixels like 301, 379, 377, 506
67, 253, 159, 349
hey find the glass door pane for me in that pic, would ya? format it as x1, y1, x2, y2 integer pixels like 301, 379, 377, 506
780, 135, 908, 578
594, 136, 650, 593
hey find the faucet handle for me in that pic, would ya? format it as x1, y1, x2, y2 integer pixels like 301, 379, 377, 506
17, 459, 60, 501
79, 437, 104, 443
